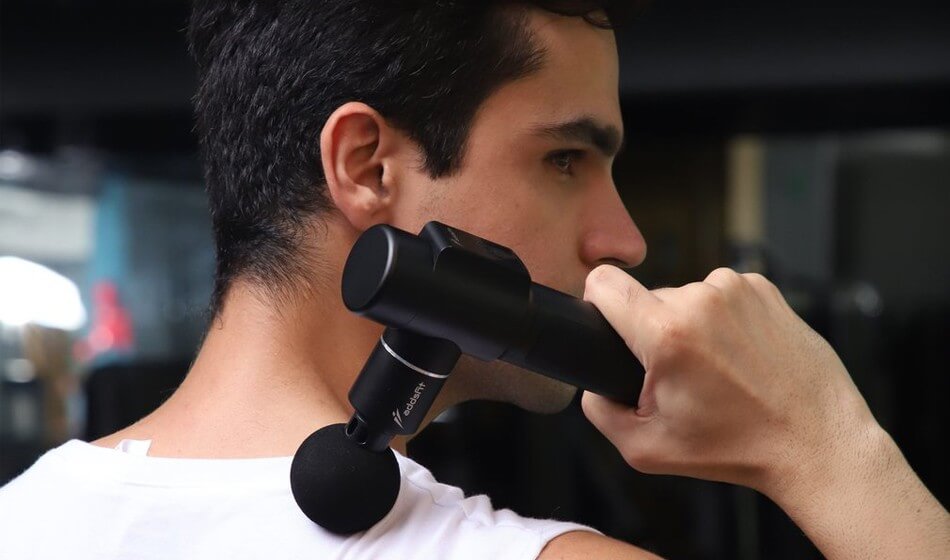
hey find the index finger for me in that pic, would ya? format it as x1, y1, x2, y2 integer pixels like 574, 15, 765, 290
584, 265, 664, 360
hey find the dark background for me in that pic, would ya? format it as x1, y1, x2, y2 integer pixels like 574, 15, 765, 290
2, 1, 948, 559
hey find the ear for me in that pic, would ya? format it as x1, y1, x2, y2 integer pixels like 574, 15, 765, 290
321, 102, 402, 232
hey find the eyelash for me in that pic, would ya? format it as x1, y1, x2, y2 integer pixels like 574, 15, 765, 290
547, 149, 585, 176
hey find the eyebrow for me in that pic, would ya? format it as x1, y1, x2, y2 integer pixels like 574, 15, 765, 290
531, 117, 625, 158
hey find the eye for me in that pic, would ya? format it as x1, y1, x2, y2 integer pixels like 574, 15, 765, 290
547, 149, 585, 176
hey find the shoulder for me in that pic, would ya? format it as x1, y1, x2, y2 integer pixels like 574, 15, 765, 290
388, 456, 665, 560
539, 530, 665, 560
364, 453, 610, 560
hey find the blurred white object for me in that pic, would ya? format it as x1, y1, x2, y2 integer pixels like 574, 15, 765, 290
0, 256, 87, 330
0, 150, 38, 180
0, 184, 94, 262
4, 358, 37, 383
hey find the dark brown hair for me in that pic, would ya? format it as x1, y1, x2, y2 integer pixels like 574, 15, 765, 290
187, 0, 646, 315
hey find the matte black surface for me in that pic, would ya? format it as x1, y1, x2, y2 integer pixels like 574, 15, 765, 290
341, 226, 395, 313
290, 423, 401, 535
348, 329, 459, 451
343, 222, 645, 404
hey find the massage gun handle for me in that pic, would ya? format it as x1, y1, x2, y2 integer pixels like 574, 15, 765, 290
502, 283, 644, 406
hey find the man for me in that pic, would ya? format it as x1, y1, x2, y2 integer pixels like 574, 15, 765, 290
1, 1, 946, 559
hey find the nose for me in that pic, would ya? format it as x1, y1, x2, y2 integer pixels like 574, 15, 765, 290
578, 182, 647, 270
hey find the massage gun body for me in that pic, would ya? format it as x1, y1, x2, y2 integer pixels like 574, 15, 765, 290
291, 221, 647, 533
341, 222, 645, 451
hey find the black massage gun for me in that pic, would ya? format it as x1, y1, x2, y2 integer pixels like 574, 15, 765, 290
291, 221, 645, 534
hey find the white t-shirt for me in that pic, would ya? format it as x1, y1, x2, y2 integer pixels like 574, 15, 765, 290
0, 439, 596, 559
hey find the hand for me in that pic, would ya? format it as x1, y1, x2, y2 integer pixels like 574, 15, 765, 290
580, 265, 876, 495
581, 265, 950, 559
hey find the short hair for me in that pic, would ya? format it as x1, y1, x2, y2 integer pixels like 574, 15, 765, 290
187, 0, 644, 315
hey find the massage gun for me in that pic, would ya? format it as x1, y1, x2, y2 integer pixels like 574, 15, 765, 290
291, 221, 645, 534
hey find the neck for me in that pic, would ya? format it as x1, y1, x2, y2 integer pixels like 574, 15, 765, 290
95, 222, 454, 458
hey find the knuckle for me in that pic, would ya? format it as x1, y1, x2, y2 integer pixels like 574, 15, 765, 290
620, 279, 640, 307
705, 266, 739, 284
743, 272, 771, 289
692, 282, 727, 313
744, 272, 782, 297
655, 315, 689, 354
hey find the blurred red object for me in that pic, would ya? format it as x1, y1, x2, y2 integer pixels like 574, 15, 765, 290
74, 281, 134, 362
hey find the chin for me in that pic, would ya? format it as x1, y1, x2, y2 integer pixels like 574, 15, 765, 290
449, 356, 578, 414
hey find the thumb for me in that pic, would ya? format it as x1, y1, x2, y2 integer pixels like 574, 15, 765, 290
581, 390, 655, 469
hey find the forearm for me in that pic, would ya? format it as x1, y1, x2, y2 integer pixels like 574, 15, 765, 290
766, 423, 950, 560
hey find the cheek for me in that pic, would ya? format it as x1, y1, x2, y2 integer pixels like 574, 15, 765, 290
520, 231, 582, 292
410, 158, 583, 291
425, 167, 542, 241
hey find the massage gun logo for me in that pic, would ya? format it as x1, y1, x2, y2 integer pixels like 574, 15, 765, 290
392, 382, 426, 429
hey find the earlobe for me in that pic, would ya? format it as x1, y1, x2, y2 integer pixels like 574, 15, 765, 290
321, 102, 397, 231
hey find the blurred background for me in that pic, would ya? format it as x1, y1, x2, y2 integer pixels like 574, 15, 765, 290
1, 1, 947, 558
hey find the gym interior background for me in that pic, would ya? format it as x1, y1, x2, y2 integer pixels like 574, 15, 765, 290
1, 1, 948, 558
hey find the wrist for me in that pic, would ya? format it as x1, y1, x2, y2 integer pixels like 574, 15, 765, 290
757, 416, 949, 559
760, 413, 891, 514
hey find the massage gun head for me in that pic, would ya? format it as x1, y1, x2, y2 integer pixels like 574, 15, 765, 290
290, 423, 401, 535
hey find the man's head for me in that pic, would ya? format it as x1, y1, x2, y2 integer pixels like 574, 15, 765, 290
188, 0, 648, 412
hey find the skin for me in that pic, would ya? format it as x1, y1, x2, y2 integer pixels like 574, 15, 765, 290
93, 7, 949, 559
580, 266, 950, 559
